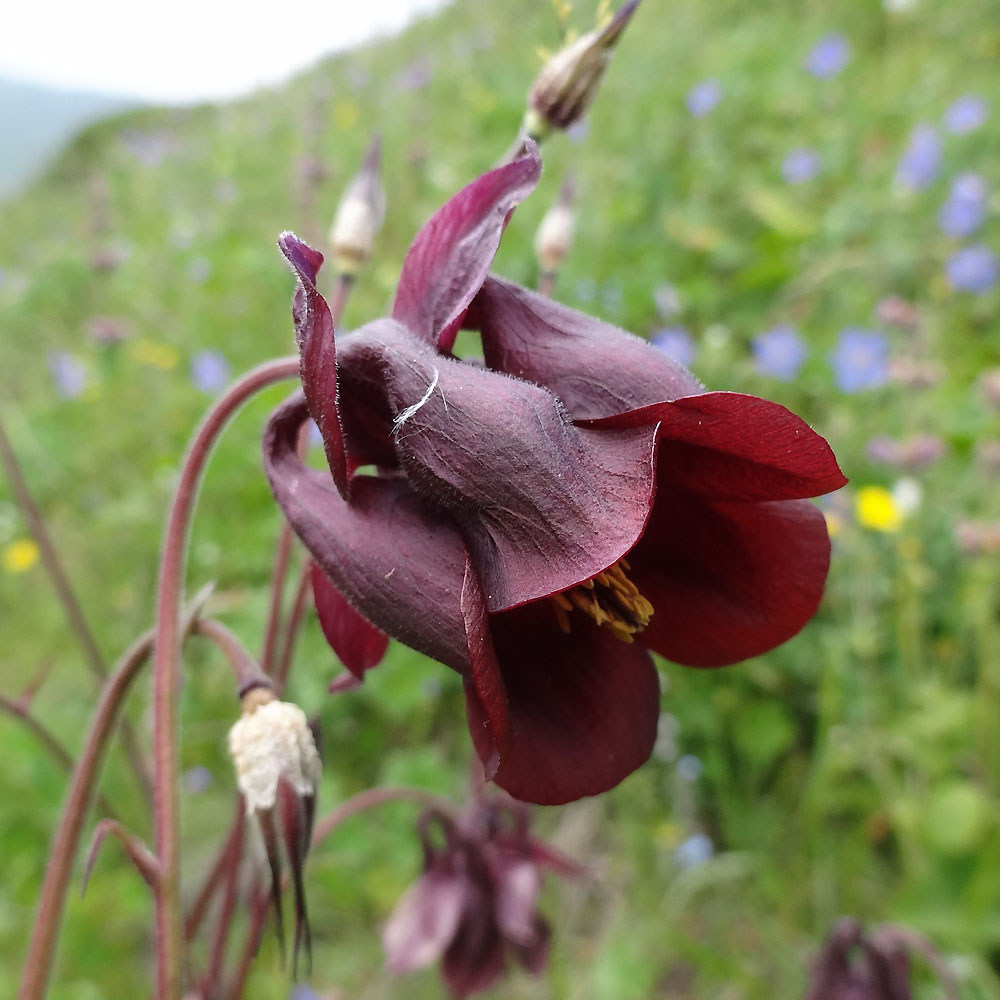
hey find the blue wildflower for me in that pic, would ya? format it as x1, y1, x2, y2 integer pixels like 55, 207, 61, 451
947, 245, 998, 294
804, 33, 850, 78
653, 282, 681, 319
676, 755, 703, 782
183, 765, 213, 795
895, 125, 941, 191
944, 95, 989, 135
939, 172, 988, 238
675, 833, 715, 870
752, 325, 807, 381
190, 349, 231, 394
829, 329, 889, 392
47, 352, 88, 399
782, 148, 821, 185
686, 78, 722, 118
651, 326, 696, 367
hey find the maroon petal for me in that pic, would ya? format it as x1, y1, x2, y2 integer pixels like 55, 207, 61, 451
263, 394, 471, 673
490, 853, 541, 946
468, 275, 703, 419
464, 599, 661, 805
632, 491, 831, 667
440, 887, 508, 998
311, 562, 389, 681
511, 915, 551, 976
342, 322, 659, 612
583, 391, 848, 501
392, 148, 541, 353
278, 232, 349, 497
383, 867, 468, 973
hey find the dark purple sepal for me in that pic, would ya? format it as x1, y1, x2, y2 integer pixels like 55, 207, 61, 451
383, 864, 468, 973
278, 232, 349, 498
359, 325, 659, 611
464, 601, 660, 805
392, 147, 542, 353
469, 275, 703, 418
263, 394, 471, 673
311, 561, 389, 681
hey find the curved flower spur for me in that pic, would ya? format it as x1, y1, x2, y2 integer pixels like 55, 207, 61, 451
263, 144, 847, 806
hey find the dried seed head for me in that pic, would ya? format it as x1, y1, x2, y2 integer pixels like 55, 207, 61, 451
328, 134, 386, 276
534, 175, 576, 275
228, 690, 322, 814
526, 0, 641, 138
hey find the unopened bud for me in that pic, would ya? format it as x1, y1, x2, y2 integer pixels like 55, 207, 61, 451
526, 0, 641, 139
328, 133, 386, 276
534, 174, 576, 275
228, 687, 321, 814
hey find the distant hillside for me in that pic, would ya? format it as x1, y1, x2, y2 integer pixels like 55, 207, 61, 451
0, 77, 137, 198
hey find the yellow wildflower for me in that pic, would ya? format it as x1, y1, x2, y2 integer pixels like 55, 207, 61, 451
856, 486, 903, 533
3, 538, 40, 574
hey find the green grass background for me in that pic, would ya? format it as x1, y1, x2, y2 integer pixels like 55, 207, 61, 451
2, 0, 1000, 995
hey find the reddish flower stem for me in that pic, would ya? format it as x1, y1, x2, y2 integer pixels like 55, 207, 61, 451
192, 618, 271, 693
18, 584, 209, 1000
198, 816, 245, 998
193, 275, 354, 992
537, 270, 556, 298
258, 523, 295, 676
0, 412, 153, 804
151, 357, 298, 1000
184, 797, 244, 941
224, 885, 270, 1000
311, 786, 458, 847
274, 560, 312, 695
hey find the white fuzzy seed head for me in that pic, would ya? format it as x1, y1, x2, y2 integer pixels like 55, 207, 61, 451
228, 695, 321, 815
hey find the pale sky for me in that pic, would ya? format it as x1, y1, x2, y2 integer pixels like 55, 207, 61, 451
0, 0, 450, 102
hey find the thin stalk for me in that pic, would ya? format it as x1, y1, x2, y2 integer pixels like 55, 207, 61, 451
274, 561, 311, 695
198, 817, 245, 998
192, 618, 270, 694
0, 694, 117, 820
538, 271, 557, 298
151, 357, 298, 1000
0, 412, 153, 803
224, 886, 270, 1000
311, 786, 458, 847
18, 587, 208, 1000
184, 797, 244, 942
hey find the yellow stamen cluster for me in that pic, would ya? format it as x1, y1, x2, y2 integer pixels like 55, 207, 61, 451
550, 558, 654, 643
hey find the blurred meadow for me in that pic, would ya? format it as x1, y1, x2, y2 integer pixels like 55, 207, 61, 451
2, 0, 1000, 996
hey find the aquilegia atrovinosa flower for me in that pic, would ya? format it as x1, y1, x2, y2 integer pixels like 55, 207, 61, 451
382, 797, 579, 997
263, 144, 846, 805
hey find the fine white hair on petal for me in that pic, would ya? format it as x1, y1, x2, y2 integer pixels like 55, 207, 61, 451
228, 699, 321, 815
393, 367, 440, 432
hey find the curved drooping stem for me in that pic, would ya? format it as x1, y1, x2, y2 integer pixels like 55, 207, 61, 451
311, 786, 459, 847
151, 357, 299, 1000
0, 412, 153, 803
192, 618, 271, 694
18, 586, 210, 1000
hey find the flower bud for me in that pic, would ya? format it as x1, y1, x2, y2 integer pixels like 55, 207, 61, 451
328, 133, 386, 276
525, 0, 641, 139
228, 686, 321, 815
534, 174, 576, 276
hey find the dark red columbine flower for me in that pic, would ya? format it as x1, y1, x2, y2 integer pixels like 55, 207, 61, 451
382, 799, 579, 997
263, 144, 846, 806
804, 918, 959, 1000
